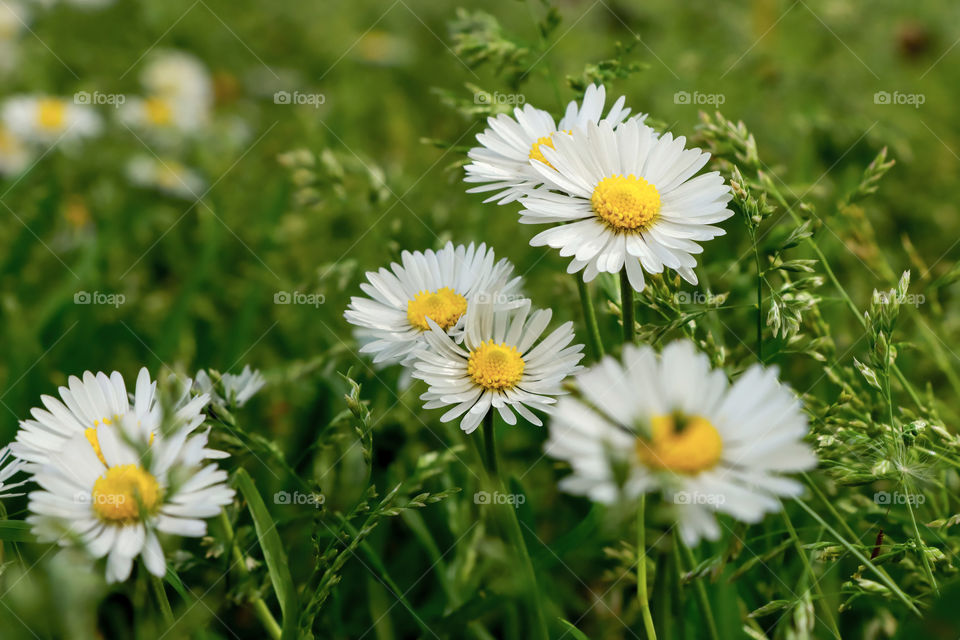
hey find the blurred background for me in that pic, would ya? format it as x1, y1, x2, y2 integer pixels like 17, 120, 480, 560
1, 0, 959, 638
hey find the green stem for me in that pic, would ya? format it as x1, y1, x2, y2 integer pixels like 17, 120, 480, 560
483, 411, 498, 476
621, 268, 635, 344
576, 277, 605, 360
780, 509, 840, 639
151, 574, 175, 627
677, 537, 718, 640
219, 510, 283, 640
752, 241, 764, 361
793, 497, 921, 616
636, 496, 657, 640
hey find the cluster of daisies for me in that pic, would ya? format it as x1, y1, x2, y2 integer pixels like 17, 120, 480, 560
0, 365, 264, 582
346, 84, 816, 544
0, 48, 215, 200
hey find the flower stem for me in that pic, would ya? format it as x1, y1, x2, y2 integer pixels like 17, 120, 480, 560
677, 536, 718, 640
636, 496, 657, 640
576, 277, 605, 360
479, 412, 548, 640
219, 509, 283, 640
150, 574, 174, 627
620, 268, 635, 344
483, 411, 498, 476
780, 508, 841, 639
752, 242, 764, 361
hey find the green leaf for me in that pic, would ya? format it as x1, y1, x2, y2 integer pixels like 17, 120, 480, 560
0, 520, 34, 542
234, 469, 299, 640
558, 619, 591, 639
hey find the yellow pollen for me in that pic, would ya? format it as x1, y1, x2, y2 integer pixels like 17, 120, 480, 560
84, 415, 152, 466
636, 413, 723, 474
36, 99, 66, 131
406, 287, 468, 331
528, 129, 572, 169
144, 97, 173, 126
91, 464, 162, 523
467, 340, 525, 390
591, 174, 661, 231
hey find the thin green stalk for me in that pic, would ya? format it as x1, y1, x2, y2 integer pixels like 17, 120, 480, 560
576, 277, 605, 360
219, 510, 283, 640
752, 241, 764, 361
621, 268, 635, 344
483, 411, 498, 476
793, 497, 921, 615
151, 574, 175, 627
780, 509, 840, 639
477, 413, 548, 640
636, 496, 657, 640
677, 537, 718, 640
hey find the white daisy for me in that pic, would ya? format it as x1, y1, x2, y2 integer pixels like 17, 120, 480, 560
544, 340, 816, 546
126, 155, 205, 199
0, 445, 27, 497
119, 95, 209, 136
519, 118, 734, 292
344, 242, 524, 367
464, 84, 643, 204
11, 368, 210, 468
2, 95, 102, 145
141, 51, 213, 114
412, 298, 585, 433
26, 412, 234, 583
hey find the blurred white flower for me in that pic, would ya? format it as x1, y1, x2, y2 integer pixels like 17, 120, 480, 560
545, 340, 816, 546
126, 155, 205, 199
2, 95, 102, 145
11, 368, 214, 467
0, 445, 27, 497
26, 413, 234, 583
0, 124, 33, 175
194, 365, 266, 408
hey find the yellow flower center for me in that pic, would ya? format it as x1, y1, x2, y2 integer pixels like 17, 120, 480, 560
91, 464, 162, 523
591, 174, 661, 231
406, 287, 468, 331
0, 127, 15, 153
467, 341, 525, 390
144, 97, 173, 126
528, 130, 572, 169
636, 413, 723, 474
36, 99, 66, 131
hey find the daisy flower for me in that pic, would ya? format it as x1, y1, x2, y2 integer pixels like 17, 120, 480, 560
519, 119, 734, 292
412, 298, 585, 433
464, 84, 643, 204
141, 51, 213, 113
126, 155, 205, 199
544, 340, 816, 546
11, 368, 209, 468
345, 242, 524, 367
0, 445, 26, 498
2, 95, 102, 146
26, 412, 234, 583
